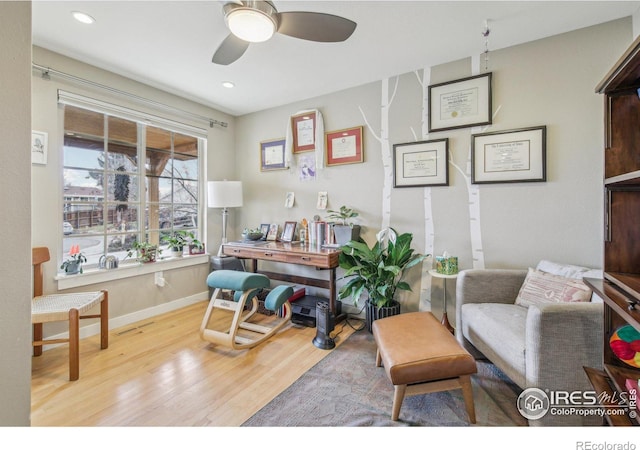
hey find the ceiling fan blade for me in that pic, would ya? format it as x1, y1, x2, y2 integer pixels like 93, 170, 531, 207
212, 33, 251, 65
276, 11, 356, 43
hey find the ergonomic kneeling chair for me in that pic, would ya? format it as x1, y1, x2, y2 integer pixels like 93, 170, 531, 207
200, 270, 293, 350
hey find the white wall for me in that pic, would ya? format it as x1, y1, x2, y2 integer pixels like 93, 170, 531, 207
235, 18, 633, 317
0, 1, 32, 426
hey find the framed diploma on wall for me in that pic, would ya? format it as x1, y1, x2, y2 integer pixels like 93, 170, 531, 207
325, 126, 363, 166
393, 138, 449, 187
291, 112, 316, 153
260, 138, 287, 171
471, 126, 546, 184
428, 73, 492, 132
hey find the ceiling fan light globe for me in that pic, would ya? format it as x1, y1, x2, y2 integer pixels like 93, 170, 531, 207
227, 9, 276, 43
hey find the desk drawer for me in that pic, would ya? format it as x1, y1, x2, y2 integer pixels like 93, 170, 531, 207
224, 246, 288, 263
285, 253, 329, 267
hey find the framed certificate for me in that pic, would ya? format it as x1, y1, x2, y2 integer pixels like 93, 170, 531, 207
428, 73, 492, 132
471, 126, 546, 184
260, 138, 287, 171
291, 112, 316, 153
393, 138, 449, 187
325, 126, 364, 166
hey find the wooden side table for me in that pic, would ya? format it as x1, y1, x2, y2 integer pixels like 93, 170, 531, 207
428, 269, 457, 333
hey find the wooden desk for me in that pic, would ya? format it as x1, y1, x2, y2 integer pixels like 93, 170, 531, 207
221, 241, 343, 318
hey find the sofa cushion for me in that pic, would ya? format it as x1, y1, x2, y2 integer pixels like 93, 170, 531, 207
460, 303, 527, 387
515, 268, 592, 308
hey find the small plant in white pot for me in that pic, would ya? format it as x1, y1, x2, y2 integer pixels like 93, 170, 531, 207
326, 205, 361, 245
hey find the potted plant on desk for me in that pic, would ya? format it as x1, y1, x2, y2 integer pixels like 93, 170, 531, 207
338, 228, 427, 332
326, 205, 361, 246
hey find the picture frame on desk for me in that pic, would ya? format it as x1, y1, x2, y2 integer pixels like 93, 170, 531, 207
266, 223, 279, 241
281, 221, 297, 242
259, 223, 270, 239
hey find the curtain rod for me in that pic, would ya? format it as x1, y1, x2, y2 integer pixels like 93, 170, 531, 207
32, 62, 228, 128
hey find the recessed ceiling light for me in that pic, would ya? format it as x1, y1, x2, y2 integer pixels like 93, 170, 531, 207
72, 11, 95, 24
222, 81, 235, 89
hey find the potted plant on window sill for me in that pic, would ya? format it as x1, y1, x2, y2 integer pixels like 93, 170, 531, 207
187, 232, 205, 255
127, 241, 161, 263
163, 230, 189, 257
338, 228, 427, 332
326, 205, 361, 246
60, 244, 87, 274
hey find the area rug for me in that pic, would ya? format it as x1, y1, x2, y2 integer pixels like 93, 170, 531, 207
242, 329, 527, 427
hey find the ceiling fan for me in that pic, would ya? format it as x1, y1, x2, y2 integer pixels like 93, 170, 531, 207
212, 1, 357, 65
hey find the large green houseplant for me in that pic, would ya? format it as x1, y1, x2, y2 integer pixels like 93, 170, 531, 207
338, 228, 427, 331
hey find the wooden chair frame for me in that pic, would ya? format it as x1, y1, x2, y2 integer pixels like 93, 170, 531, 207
32, 247, 109, 381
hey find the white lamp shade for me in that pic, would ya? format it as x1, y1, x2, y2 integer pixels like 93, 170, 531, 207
208, 181, 243, 208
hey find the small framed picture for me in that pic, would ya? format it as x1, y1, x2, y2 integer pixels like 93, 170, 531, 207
291, 112, 317, 153
259, 223, 270, 239
393, 138, 449, 187
266, 223, 279, 241
281, 221, 297, 242
325, 126, 364, 166
31, 130, 48, 165
260, 138, 287, 171
471, 126, 546, 184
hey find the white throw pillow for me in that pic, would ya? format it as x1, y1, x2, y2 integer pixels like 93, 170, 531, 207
535, 259, 603, 303
515, 268, 593, 308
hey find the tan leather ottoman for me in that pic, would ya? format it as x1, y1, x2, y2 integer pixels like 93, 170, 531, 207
372, 311, 477, 422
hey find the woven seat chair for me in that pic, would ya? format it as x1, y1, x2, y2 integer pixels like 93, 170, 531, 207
32, 247, 109, 381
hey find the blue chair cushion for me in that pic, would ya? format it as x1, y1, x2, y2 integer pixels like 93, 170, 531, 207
265, 285, 294, 311
206, 270, 270, 291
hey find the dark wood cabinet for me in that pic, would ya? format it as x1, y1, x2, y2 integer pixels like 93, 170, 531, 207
583, 34, 640, 426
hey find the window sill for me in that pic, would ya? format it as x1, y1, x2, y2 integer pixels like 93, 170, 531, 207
55, 253, 210, 290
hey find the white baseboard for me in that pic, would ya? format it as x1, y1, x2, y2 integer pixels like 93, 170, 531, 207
39, 291, 209, 352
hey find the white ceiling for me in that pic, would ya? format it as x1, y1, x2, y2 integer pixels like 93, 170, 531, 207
32, 1, 640, 117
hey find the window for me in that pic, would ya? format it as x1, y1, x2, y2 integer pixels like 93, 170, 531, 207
62, 101, 205, 269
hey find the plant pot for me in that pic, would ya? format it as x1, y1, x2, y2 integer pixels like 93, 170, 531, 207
365, 299, 401, 333
64, 261, 81, 274
334, 224, 361, 246
139, 246, 157, 263
170, 246, 183, 258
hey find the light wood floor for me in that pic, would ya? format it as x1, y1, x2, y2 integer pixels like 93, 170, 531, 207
30, 300, 357, 426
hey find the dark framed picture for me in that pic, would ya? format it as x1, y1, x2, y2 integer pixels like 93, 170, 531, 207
393, 138, 449, 188
428, 72, 492, 132
281, 221, 297, 242
471, 126, 546, 184
291, 112, 316, 153
259, 223, 270, 240
260, 138, 287, 171
325, 126, 364, 166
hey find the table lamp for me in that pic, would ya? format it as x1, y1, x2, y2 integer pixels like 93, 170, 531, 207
208, 180, 243, 256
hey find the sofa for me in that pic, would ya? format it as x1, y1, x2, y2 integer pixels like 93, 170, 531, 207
454, 261, 603, 426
